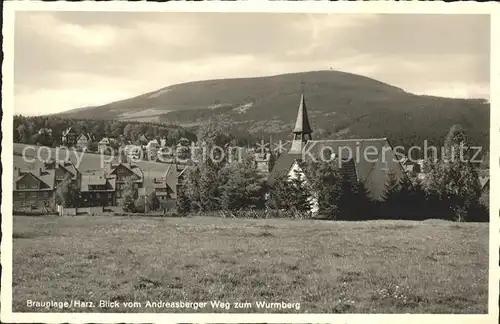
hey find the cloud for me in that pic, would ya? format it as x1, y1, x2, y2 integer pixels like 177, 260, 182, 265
13, 12, 490, 115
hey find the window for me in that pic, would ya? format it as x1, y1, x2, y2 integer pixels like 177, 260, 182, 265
18, 192, 25, 198
18, 184, 26, 189
96, 193, 100, 199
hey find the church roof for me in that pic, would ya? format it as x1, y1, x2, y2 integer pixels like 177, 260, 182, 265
292, 94, 313, 134
302, 138, 403, 183
267, 152, 302, 185
269, 138, 405, 186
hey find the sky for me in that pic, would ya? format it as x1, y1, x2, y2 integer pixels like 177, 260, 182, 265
14, 12, 490, 116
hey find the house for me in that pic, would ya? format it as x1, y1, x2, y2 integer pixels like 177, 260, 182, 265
124, 144, 142, 161
158, 147, 175, 162
98, 137, 111, 153
178, 137, 190, 147
43, 159, 81, 188
104, 162, 144, 202
38, 128, 53, 135
176, 138, 192, 160
268, 93, 405, 214
61, 127, 78, 147
76, 133, 96, 151
13, 166, 56, 209
80, 172, 117, 207
136, 164, 182, 212
146, 139, 161, 158
13, 159, 82, 210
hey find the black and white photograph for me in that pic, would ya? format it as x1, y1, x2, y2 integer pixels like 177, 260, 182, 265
1, 1, 498, 323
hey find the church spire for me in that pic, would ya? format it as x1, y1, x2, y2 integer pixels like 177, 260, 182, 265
293, 94, 313, 134
289, 91, 313, 154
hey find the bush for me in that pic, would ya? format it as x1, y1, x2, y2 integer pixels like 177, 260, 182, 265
218, 208, 310, 219
465, 202, 489, 222
266, 173, 311, 214
134, 197, 145, 213
13, 210, 58, 216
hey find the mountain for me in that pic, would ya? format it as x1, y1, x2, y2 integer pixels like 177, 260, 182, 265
54, 70, 490, 153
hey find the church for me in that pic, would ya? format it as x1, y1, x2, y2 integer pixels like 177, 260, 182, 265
268, 93, 406, 213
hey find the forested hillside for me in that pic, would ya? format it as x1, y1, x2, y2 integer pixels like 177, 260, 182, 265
50, 70, 490, 156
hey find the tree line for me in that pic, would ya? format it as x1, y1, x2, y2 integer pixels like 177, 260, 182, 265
14, 115, 197, 147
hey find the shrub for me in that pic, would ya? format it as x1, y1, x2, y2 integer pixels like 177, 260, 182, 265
134, 197, 145, 213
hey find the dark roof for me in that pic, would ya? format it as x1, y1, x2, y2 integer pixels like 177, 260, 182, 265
163, 164, 180, 193
480, 176, 489, 190
13, 169, 55, 191
106, 162, 143, 181
292, 94, 313, 134
302, 138, 402, 182
81, 173, 116, 192
62, 127, 75, 136
54, 160, 79, 179
267, 152, 302, 185
269, 138, 404, 186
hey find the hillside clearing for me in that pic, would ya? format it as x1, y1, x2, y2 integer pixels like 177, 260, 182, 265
12, 216, 488, 313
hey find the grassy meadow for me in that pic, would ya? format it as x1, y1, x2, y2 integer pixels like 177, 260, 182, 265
12, 215, 488, 313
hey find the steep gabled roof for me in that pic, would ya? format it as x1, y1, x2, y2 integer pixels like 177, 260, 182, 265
99, 137, 110, 144
480, 176, 489, 190
269, 138, 404, 186
162, 164, 180, 193
14, 169, 55, 190
56, 161, 79, 179
267, 152, 302, 185
107, 162, 144, 181
77, 133, 95, 142
292, 157, 358, 186
62, 127, 75, 137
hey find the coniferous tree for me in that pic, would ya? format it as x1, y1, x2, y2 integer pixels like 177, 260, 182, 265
176, 186, 191, 215
146, 191, 160, 211
267, 169, 312, 214
424, 125, 482, 221
305, 161, 342, 220
339, 179, 373, 220
220, 158, 266, 210
55, 174, 80, 208
120, 177, 136, 212
381, 171, 401, 219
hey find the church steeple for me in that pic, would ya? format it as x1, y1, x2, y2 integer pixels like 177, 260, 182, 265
289, 93, 313, 154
